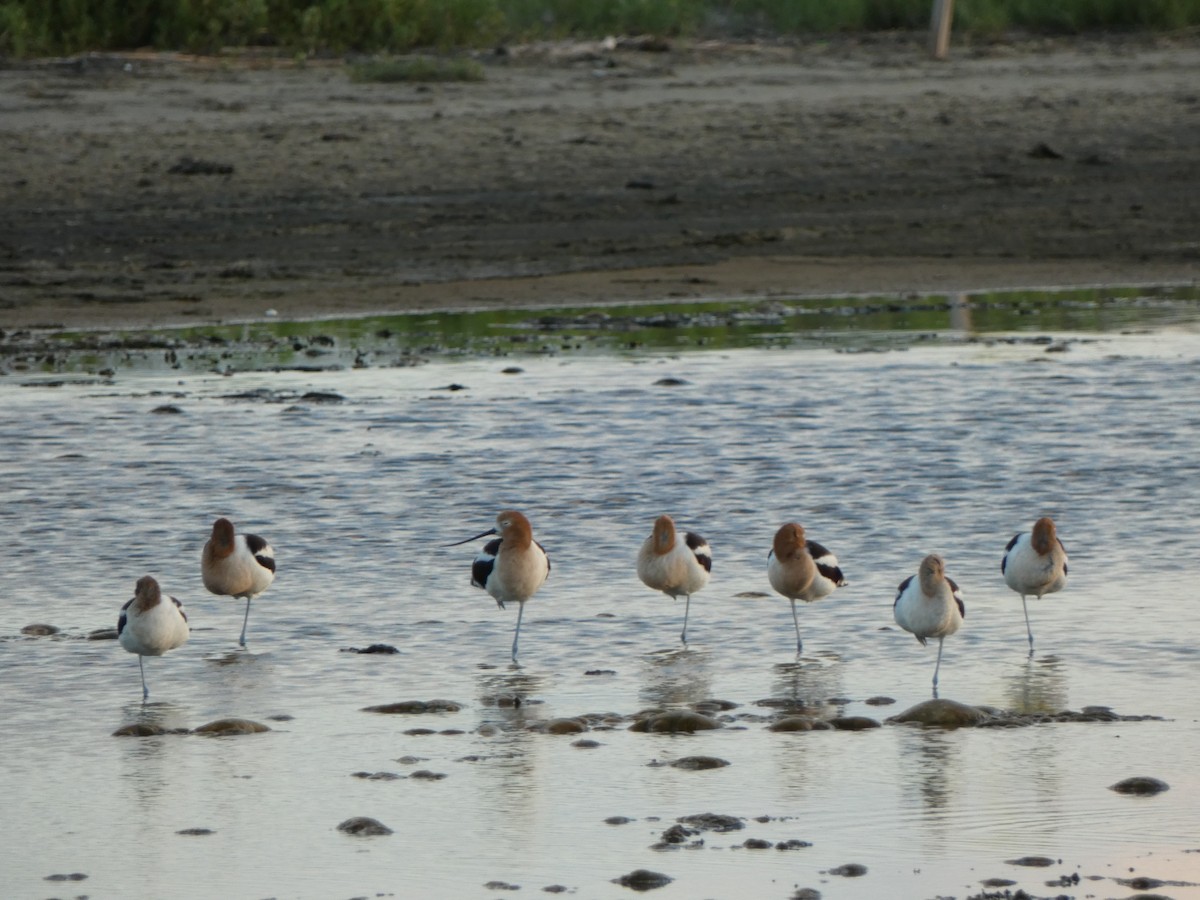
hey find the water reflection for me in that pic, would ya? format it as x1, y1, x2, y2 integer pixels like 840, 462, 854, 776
896, 728, 960, 813
637, 648, 713, 710
768, 657, 845, 718
1003, 655, 1068, 715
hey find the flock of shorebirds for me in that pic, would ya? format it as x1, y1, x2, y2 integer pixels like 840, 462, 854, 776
116, 513, 1068, 702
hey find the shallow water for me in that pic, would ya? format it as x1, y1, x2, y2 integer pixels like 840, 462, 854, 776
2, 298, 1200, 899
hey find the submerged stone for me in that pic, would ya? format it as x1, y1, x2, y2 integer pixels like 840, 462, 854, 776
1110, 776, 1169, 796
112, 723, 186, 737
743, 838, 773, 849
830, 716, 881, 731
629, 711, 721, 733
769, 716, 818, 732
362, 699, 463, 714
676, 813, 743, 833
1006, 856, 1056, 867
176, 828, 214, 836
888, 699, 989, 727
828, 863, 867, 877
541, 717, 588, 735
21, 623, 59, 636
612, 869, 673, 891
669, 756, 730, 771
192, 718, 271, 735
342, 643, 399, 654
88, 627, 119, 640
337, 816, 392, 836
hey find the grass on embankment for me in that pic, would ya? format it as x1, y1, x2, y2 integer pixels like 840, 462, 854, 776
2, 0, 1198, 57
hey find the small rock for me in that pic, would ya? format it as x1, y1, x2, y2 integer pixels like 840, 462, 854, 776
192, 718, 271, 735
769, 716, 819, 732
629, 711, 720, 733
21, 623, 59, 636
151, 404, 184, 414
612, 869, 672, 891
1006, 856, 1056, 867
542, 886, 568, 894
791, 889, 822, 900
337, 816, 392, 836
605, 816, 633, 825
176, 828, 214, 835
888, 698, 989, 727
828, 863, 867, 877
1110, 776, 1169, 796
776, 839, 812, 850
864, 696, 896, 706
743, 838, 773, 849
43, 873, 88, 882
830, 716, 880, 731
676, 813, 743, 833
668, 756, 730, 770
342, 644, 399, 654
485, 881, 519, 891
300, 390, 344, 403
88, 627, 119, 640
409, 770, 447, 780
112, 723, 183, 736
542, 717, 588, 734
362, 699, 462, 714
572, 739, 601, 749
658, 823, 695, 844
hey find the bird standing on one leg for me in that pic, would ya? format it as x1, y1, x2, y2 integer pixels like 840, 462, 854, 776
118, 575, 190, 702
893, 554, 964, 697
451, 510, 550, 664
1001, 516, 1068, 655
637, 514, 711, 645
767, 522, 848, 656
201, 517, 276, 648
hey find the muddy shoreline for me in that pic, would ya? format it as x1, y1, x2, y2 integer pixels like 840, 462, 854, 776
1, 32, 1197, 333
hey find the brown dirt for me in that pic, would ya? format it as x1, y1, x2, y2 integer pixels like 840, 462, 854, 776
0, 32, 1197, 331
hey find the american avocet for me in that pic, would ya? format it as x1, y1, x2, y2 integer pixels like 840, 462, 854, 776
118, 575, 189, 701
450, 510, 550, 663
767, 523, 848, 655
201, 517, 276, 648
637, 515, 711, 645
893, 554, 964, 696
1002, 516, 1068, 654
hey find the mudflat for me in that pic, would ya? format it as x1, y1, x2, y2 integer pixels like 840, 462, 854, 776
1, 32, 1197, 331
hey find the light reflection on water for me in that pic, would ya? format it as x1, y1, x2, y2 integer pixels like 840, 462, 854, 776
1, 323, 1199, 898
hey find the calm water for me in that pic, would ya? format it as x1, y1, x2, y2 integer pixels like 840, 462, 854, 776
2, 303, 1199, 899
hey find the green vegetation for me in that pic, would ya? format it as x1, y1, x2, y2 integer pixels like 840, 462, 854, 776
1, 0, 1198, 57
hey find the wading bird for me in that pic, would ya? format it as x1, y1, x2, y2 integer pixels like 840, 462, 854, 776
118, 575, 189, 702
1001, 516, 1068, 654
893, 554, 964, 696
767, 522, 848, 655
451, 509, 550, 664
201, 517, 276, 648
637, 514, 711, 645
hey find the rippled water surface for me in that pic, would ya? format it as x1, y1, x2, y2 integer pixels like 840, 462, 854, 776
2, 300, 1199, 899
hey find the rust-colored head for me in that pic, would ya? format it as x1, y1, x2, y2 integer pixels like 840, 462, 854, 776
208, 517, 236, 558
772, 523, 807, 560
496, 510, 535, 550
650, 515, 677, 555
1031, 517, 1057, 555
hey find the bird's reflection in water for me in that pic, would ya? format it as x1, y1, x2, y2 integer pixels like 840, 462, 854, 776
638, 646, 714, 711
1003, 654, 1067, 716
767, 653, 846, 720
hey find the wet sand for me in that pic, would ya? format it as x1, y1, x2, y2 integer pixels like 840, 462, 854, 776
1, 32, 1198, 332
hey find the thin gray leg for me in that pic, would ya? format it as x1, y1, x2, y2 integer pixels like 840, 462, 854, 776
680, 594, 690, 645
139, 655, 149, 702
511, 602, 525, 663
1022, 595, 1035, 655
791, 600, 803, 656
239, 597, 252, 648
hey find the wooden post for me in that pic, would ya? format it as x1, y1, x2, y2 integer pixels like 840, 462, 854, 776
929, 0, 954, 60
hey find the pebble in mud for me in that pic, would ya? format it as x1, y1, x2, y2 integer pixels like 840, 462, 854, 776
337, 816, 393, 836
676, 813, 744, 833
768, 716, 829, 732
191, 718, 271, 735
485, 881, 519, 891
1006, 856, 1057, 867
1110, 776, 1170, 795
43, 872, 87, 882
791, 890, 821, 900
612, 869, 673, 891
